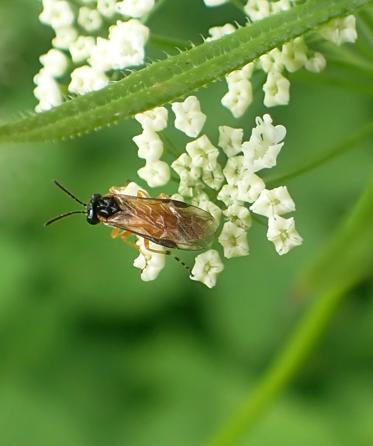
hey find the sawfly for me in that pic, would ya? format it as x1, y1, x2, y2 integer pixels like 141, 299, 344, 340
46, 181, 218, 257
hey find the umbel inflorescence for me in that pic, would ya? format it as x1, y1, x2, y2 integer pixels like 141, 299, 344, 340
34, 0, 358, 287
130, 103, 302, 288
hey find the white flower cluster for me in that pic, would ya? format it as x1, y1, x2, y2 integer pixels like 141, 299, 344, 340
127, 97, 302, 288
134, 107, 171, 187
203, 0, 358, 117
34, 0, 154, 112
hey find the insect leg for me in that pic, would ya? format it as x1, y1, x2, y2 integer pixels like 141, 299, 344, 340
143, 238, 170, 255
121, 231, 140, 251
142, 239, 192, 276
111, 228, 121, 239
136, 190, 148, 198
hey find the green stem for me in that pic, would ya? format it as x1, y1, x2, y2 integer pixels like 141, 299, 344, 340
265, 120, 373, 187
159, 133, 181, 158
207, 283, 349, 446
1, 0, 370, 143
251, 214, 267, 227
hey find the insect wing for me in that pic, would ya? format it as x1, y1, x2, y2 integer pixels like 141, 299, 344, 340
105, 195, 218, 250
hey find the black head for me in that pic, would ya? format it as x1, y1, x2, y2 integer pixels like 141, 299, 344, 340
45, 180, 119, 227
86, 194, 120, 225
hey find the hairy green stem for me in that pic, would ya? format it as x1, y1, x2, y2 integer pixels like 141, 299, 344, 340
206, 283, 350, 446
0, 0, 371, 143
266, 120, 373, 187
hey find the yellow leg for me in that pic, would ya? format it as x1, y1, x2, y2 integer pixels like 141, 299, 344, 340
143, 238, 169, 255
111, 228, 121, 239
120, 231, 140, 252
137, 190, 148, 198
112, 228, 139, 252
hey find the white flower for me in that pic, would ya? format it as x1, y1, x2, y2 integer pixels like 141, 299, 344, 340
69, 36, 95, 64
68, 65, 109, 95
244, 0, 271, 21
171, 153, 202, 184
202, 162, 224, 190
39, 49, 69, 78
109, 19, 149, 46
271, 0, 291, 13
106, 19, 149, 69
223, 156, 248, 186
222, 65, 254, 118
117, 0, 155, 18
242, 114, 286, 172
39, 1, 75, 29
203, 0, 229, 6
178, 181, 203, 198
263, 71, 290, 107
78, 7, 103, 32
191, 249, 224, 288
192, 193, 222, 223
186, 135, 219, 169
305, 52, 326, 73
221, 75, 253, 118
172, 96, 206, 138
217, 184, 240, 207
135, 107, 168, 132
171, 193, 185, 202
259, 48, 284, 73
218, 222, 249, 259
218, 126, 244, 157
223, 204, 252, 230
34, 75, 64, 112
134, 238, 166, 281
110, 181, 148, 197
281, 37, 308, 73
133, 129, 164, 161
319, 15, 357, 46
206, 23, 235, 42
52, 26, 78, 50
226, 63, 255, 82
97, 0, 118, 17
267, 216, 303, 255
137, 160, 171, 187
236, 172, 265, 203
250, 186, 295, 218
89, 38, 115, 72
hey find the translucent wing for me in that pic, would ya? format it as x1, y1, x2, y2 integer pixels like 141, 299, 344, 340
104, 195, 218, 250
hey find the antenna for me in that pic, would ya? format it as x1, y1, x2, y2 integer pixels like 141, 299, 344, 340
53, 180, 87, 207
44, 210, 86, 227
163, 249, 193, 276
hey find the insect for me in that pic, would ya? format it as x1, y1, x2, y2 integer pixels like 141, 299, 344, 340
46, 181, 219, 256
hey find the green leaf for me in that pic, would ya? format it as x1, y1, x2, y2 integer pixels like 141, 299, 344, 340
0, 0, 371, 143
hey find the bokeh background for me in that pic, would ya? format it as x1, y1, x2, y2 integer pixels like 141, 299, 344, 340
1, 1, 373, 445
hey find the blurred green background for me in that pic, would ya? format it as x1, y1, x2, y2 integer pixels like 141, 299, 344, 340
1, 1, 373, 445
